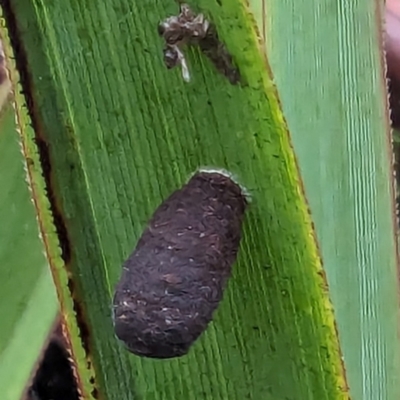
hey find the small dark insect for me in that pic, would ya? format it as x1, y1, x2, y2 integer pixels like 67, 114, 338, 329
158, 4, 240, 84
112, 171, 248, 359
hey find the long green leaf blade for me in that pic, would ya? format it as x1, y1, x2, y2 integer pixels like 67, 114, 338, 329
0, 100, 58, 400
2, 0, 349, 399
0, 17, 99, 399
253, 0, 400, 399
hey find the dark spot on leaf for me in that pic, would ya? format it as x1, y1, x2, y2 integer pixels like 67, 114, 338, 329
197, 25, 241, 84
26, 157, 34, 167
34, 137, 72, 263
67, 277, 91, 357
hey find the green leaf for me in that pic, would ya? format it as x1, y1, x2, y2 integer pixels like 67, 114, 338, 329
257, 0, 400, 398
1, 0, 350, 399
0, 18, 99, 399
0, 101, 58, 400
